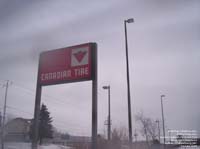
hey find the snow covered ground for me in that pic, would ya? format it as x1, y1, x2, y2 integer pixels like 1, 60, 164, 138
2, 143, 72, 149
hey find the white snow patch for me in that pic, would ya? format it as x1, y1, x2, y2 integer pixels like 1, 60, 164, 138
3, 143, 72, 149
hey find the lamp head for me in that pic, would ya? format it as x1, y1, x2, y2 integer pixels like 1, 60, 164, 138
161, 95, 165, 98
102, 86, 110, 89
126, 18, 134, 23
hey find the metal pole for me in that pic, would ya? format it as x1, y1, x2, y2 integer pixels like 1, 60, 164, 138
91, 44, 98, 149
124, 20, 133, 145
161, 95, 166, 146
32, 56, 42, 149
169, 130, 171, 144
103, 85, 111, 141
156, 120, 161, 143
108, 86, 111, 141
0, 112, 2, 128
1, 80, 9, 149
32, 84, 42, 149
134, 129, 138, 142
92, 79, 97, 149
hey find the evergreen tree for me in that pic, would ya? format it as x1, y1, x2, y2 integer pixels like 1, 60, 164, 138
38, 104, 53, 144
29, 104, 53, 144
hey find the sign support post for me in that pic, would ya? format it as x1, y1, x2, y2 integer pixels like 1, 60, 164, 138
32, 85, 42, 149
91, 44, 97, 149
92, 76, 97, 149
32, 59, 42, 149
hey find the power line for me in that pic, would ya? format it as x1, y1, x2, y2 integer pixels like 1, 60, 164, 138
12, 83, 79, 108
6, 105, 33, 116
6, 81, 101, 114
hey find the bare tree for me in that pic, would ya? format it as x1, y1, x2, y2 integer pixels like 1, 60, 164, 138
135, 112, 158, 144
96, 127, 129, 149
112, 127, 128, 142
111, 127, 128, 149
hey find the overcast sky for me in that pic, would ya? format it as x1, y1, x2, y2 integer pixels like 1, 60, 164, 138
0, 0, 200, 138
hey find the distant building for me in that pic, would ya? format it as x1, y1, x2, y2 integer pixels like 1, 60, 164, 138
166, 130, 198, 146
4, 117, 32, 142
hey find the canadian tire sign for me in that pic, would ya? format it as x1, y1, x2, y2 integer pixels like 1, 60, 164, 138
33, 42, 97, 149
38, 43, 96, 85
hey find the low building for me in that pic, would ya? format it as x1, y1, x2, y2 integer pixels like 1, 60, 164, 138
4, 117, 32, 142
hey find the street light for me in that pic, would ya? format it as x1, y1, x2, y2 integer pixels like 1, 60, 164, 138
102, 85, 111, 141
156, 120, 161, 143
161, 95, 166, 145
124, 18, 134, 144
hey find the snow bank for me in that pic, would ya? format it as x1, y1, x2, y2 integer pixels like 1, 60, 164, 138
38, 144, 71, 149
4, 143, 71, 149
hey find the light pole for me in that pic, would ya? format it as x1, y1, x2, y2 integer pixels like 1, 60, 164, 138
103, 85, 111, 141
124, 18, 134, 144
156, 120, 161, 143
168, 129, 171, 144
161, 95, 166, 145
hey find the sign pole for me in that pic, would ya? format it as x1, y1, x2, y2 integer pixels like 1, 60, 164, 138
92, 79, 97, 149
32, 85, 42, 149
32, 58, 42, 149
91, 44, 98, 149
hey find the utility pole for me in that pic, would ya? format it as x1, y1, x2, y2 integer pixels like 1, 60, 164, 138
168, 129, 171, 144
1, 80, 11, 149
156, 120, 161, 143
161, 95, 166, 147
102, 85, 111, 141
0, 112, 2, 128
0, 112, 2, 143
134, 129, 138, 142
134, 129, 138, 149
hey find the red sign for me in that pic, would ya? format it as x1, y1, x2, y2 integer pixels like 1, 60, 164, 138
38, 43, 96, 85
